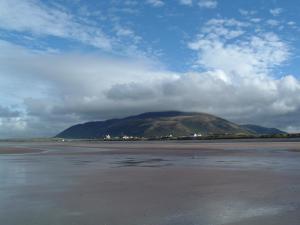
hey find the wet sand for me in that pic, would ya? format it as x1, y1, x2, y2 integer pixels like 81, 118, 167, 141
1, 139, 300, 225
0, 147, 44, 154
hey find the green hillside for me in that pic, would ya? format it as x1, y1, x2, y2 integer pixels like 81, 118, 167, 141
56, 111, 255, 139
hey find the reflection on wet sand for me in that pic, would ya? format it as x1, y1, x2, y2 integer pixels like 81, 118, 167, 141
1, 139, 300, 225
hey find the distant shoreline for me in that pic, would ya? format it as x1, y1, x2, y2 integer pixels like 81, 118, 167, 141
1, 134, 300, 143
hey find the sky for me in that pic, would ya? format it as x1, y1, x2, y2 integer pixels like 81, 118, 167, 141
1, 0, 300, 138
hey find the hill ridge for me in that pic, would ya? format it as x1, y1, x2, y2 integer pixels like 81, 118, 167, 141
56, 111, 285, 139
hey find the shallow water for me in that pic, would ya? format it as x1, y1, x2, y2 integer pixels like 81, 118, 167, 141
1, 140, 300, 225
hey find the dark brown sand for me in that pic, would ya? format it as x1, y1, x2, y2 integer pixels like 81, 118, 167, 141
1, 139, 300, 225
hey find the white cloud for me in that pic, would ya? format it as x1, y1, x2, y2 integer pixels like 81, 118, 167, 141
287, 21, 296, 26
188, 18, 289, 76
0, 0, 149, 58
113, 24, 142, 45
0, 0, 112, 50
206, 18, 248, 27
116, 27, 134, 37
179, 0, 193, 6
287, 21, 298, 30
266, 19, 280, 27
239, 9, 256, 16
146, 0, 165, 7
198, 0, 217, 9
250, 18, 261, 23
270, 8, 283, 16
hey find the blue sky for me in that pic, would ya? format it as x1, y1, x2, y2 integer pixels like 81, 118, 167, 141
1, 0, 300, 138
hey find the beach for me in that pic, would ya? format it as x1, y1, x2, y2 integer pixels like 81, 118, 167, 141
1, 139, 300, 225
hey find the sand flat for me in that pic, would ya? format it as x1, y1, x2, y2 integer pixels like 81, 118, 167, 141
1, 139, 300, 225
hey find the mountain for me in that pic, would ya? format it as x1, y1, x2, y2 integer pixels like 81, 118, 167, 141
56, 111, 285, 139
241, 124, 287, 135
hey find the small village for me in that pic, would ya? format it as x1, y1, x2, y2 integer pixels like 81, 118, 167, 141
103, 133, 203, 141
99, 132, 294, 141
